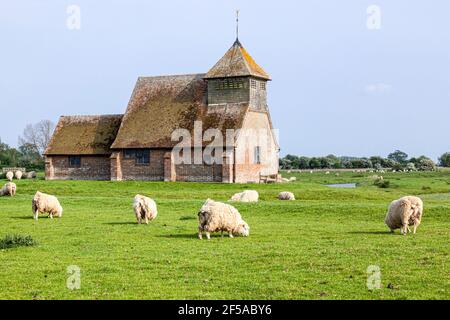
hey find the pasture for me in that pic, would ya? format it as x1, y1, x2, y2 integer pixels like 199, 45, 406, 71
0, 171, 449, 299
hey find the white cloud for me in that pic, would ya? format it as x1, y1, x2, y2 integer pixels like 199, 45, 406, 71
364, 83, 392, 95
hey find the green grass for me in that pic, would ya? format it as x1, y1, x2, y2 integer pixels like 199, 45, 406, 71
0, 170, 449, 300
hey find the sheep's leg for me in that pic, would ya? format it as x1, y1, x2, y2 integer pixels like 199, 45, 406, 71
33, 210, 39, 221
413, 224, 418, 234
401, 225, 407, 235
221, 231, 224, 238
205, 232, 211, 240
49, 213, 53, 219
407, 226, 412, 233
198, 226, 203, 240
228, 231, 234, 238
145, 216, 149, 225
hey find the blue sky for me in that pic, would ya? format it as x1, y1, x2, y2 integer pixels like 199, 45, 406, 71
0, 0, 449, 160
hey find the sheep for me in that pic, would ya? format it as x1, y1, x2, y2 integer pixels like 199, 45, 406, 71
229, 190, 259, 203
198, 199, 249, 240
32, 191, 63, 220
27, 171, 37, 179
278, 191, 295, 201
15, 170, 23, 180
133, 194, 158, 224
282, 178, 290, 183
0, 182, 16, 196
385, 196, 424, 235
289, 177, 297, 182
5, 171, 13, 182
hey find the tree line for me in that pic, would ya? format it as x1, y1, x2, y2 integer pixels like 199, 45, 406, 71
0, 120, 55, 171
280, 150, 450, 171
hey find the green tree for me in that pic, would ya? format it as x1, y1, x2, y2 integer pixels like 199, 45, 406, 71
438, 152, 450, 167
388, 150, 408, 164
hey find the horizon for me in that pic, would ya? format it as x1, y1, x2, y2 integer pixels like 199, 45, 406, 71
0, 0, 449, 161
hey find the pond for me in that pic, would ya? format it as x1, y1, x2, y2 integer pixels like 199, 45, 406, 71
326, 183, 357, 188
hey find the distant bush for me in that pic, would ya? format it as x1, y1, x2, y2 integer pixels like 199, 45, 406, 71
418, 158, 436, 171
0, 234, 37, 249
374, 179, 390, 188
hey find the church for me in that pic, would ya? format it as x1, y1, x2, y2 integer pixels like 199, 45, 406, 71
44, 38, 279, 183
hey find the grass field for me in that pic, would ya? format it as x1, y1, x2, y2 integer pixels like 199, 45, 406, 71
0, 170, 449, 300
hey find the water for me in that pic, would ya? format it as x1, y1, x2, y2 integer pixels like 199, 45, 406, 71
326, 183, 357, 188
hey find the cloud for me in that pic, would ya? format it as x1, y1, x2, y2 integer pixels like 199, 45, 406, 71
364, 83, 392, 95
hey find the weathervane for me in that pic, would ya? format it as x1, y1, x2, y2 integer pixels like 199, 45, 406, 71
236, 9, 240, 41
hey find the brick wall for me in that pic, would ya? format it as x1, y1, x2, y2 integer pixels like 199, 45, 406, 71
119, 149, 166, 181
175, 164, 222, 182
45, 155, 111, 180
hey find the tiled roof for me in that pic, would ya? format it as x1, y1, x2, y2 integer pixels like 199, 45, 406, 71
111, 74, 248, 149
45, 115, 123, 155
205, 40, 270, 80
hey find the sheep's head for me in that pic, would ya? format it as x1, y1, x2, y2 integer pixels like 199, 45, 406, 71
234, 222, 250, 237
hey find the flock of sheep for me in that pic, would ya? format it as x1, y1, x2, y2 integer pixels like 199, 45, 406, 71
1, 172, 424, 238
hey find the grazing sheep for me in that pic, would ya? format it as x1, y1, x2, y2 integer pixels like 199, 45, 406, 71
289, 177, 297, 182
0, 182, 16, 196
198, 199, 250, 240
6, 171, 13, 182
27, 171, 37, 179
230, 190, 259, 203
385, 196, 424, 235
278, 191, 295, 201
15, 170, 23, 180
32, 191, 63, 220
325, 171, 330, 175
133, 194, 158, 224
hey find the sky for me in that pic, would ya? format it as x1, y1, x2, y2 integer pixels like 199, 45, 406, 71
0, 0, 449, 160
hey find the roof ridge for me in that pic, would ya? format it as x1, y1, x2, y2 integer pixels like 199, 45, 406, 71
60, 114, 123, 118
138, 73, 205, 79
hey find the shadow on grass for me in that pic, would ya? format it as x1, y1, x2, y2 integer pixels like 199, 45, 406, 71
348, 231, 393, 235
156, 234, 198, 239
12, 216, 34, 220
104, 222, 138, 226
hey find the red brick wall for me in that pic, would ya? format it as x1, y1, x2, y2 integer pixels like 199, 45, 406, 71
45, 156, 111, 180
175, 164, 223, 182
119, 149, 166, 181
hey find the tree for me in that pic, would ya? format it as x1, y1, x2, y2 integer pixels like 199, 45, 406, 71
418, 158, 436, 171
18, 120, 55, 155
18, 143, 44, 169
388, 150, 408, 164
438, 152, 450, 167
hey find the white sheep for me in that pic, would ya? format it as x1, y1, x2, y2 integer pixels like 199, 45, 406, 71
198, 199, 249, 240
385, 196, 424, 235
0, 182, 16, 196
32, 191, 63, 220
278, 191, 295, 201
5, 171, 13, 182
15, 170, 23, 180
27, 171, 37, 179
289, 177, 297, 182
230, 190, 259, 203
133, 194, 158, 224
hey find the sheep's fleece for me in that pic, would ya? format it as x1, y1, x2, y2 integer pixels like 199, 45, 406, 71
0, 182, 16, 196
133, 194, 158, 224
278, 192, 295, 201
32, 191, 63, 220
385, 196, 424, 235
198, 199, 250, 240
5, 171, 13, 182
229, 190, 259, 202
